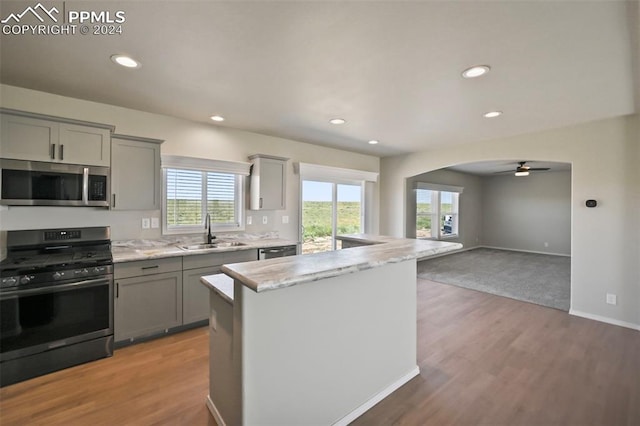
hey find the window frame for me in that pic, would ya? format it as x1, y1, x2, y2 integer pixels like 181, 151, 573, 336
415, 185, 462, 240
298, 162, 378, 253
161, 158, 248, 235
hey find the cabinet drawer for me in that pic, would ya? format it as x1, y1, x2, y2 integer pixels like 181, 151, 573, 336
182, 249, 257, 270
115, 257, 183, 279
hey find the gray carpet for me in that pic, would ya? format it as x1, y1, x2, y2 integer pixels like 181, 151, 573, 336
417, 248, 570, 311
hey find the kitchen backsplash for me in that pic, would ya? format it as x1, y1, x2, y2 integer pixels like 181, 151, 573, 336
0, 205, 298, 249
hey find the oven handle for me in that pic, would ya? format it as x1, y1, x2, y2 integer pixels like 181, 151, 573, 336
0, 277, 112, 298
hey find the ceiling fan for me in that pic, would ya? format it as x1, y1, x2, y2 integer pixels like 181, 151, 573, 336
495, 161, 550, 176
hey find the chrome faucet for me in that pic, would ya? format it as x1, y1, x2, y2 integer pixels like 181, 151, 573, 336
204, 213, 216, 244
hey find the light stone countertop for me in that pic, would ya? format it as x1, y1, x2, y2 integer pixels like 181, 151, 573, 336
200, 273, 234, 305
221, 235, 462, 293
111, 236, 298, 263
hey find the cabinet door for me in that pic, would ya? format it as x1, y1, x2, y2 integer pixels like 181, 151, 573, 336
114, 271, 183, 342
183, 266, 220, 324
58, 123, 111, 166
0, 114, 59, 162
250, 156, 286, 210
111, 137, 161, 210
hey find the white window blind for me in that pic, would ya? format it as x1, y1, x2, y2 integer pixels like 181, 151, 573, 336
207, 172, 236, 224
166, 169, 203, 227
163, 156, 247, 233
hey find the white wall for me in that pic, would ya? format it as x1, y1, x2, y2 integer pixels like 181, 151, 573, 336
406, 169, 483, 250
0, 85, 380, 241
380, 114, 640, 328
481, 171, 571, 255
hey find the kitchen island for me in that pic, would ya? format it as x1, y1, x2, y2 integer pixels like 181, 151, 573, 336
201, 235, 462, 425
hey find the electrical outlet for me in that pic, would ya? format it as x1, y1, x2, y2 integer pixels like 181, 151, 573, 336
141, 218, 150, 229
282, 215, 289, 224
151, 218, 160, 229
606, 293, 617, 305
247, 216, 252, 225
262, 216, 268, 225
544, 242, 549, 248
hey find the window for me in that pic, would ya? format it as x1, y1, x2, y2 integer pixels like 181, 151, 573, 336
301, 180, 363, 254
162, 156, 249, 234
415, 183, 462, 239
298, 163, 378, 254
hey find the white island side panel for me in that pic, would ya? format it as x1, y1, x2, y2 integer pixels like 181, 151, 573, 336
238, 259, 418, 425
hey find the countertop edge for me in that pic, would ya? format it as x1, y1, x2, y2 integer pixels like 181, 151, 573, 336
224, 240, 462, 293
112, 239, 299, 263
200, 274, 234, 305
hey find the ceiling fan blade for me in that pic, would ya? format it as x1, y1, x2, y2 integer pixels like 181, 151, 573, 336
528, 167, 550, 171
493, 170, 514, 174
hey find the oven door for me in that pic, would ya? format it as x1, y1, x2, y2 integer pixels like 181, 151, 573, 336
0, 276, 113, 362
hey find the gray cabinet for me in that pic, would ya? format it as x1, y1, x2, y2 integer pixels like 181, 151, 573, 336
114, 257, 183, 343
0, 114, 58, 162
183, 266, 221, 324
58, 123, 111, 166
249, 154, 288, 210
111, 134, 163, 210
182, 250, 257, 324
0, 110, 113, 166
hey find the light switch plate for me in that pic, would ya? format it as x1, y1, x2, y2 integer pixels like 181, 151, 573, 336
262, 216, 268, 224
247, 216, 252, 225
606, 293, 617, 305
141, 218, 150, 229
282, 215, 289, 224
151, 217, 160, 228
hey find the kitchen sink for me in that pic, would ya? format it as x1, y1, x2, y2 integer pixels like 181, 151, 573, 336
178, 241, 246, 250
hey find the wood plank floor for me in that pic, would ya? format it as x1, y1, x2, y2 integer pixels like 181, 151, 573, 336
1, 279, 638, 425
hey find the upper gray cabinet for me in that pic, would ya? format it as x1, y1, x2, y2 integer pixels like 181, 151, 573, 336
249, 154, 288, 210
58, 123, 111, 166
111, 134, 163, 210
0, 110, 113, 166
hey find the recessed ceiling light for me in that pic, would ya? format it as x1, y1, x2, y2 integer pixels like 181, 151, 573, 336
514, 171, 530, 177
483, 111, 502, 118
462, 65, 490, 78
368, 140, 379, 145
110, 54, 141, 69
210, 115, 225, 122
329, 118, 346, 125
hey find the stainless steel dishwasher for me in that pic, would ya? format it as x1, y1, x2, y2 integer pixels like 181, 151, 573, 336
258, 245, 298, 260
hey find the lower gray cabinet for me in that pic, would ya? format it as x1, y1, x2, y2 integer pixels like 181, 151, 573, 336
115, 270, 183, 343
114, 249, 257, 344
182, 250, 257, 324
183, 266, 220, 324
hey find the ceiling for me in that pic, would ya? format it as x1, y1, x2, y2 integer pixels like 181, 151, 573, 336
447, 160, 571, 176
0, 1, 638, 157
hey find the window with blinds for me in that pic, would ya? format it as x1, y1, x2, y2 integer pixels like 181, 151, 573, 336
165, 168, 242, 232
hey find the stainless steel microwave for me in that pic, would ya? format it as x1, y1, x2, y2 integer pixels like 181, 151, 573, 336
0, 159, 110, 207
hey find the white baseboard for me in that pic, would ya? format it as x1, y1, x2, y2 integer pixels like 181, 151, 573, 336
480, 245, 571, 257
206, 395, 227, 426
569, 310, 640, 331
333, 366, 420, 426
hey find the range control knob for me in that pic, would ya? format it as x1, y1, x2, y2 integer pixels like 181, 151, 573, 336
93, 267, 102, 274
52, 272, 63, 280
4, 277, 18, 286
20, 276, 32, 285
80, 268, 89, 276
